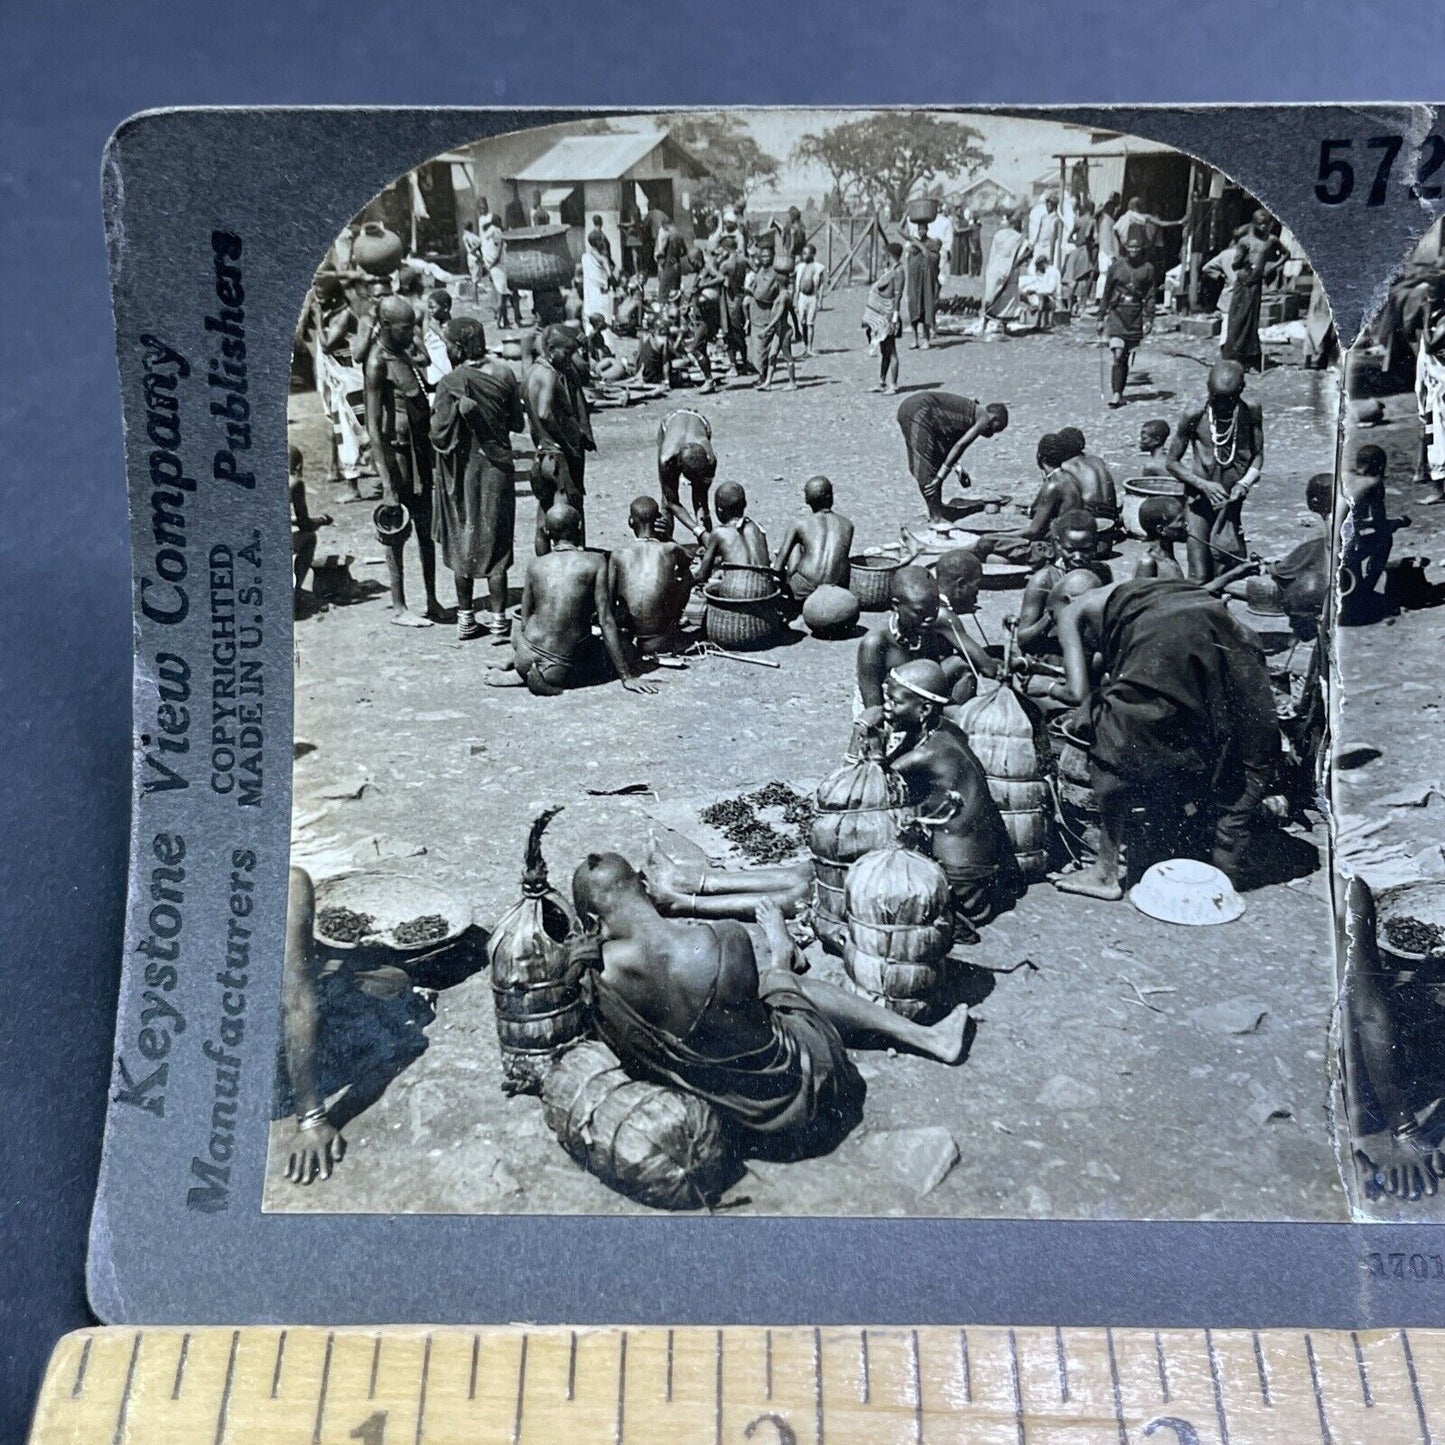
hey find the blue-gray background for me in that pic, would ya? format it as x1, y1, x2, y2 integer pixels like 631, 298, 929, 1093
3, 2, 1443, 1440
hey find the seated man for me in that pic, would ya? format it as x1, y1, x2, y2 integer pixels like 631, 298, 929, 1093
1057, 426, 1120, 527
656, 407, 718, 539
1132, 495, 1188, 580
582, 312, 631, 384
931, 550, 999, 705
1047, 578, 1280, 898
855, 565, 955, 721
1137, 418, 1172, 477
772, 474, 855, 607
486, 503, 655, 696
1011, 509, 1113, 656
1017, 254, 1061, 329
977, 433, 1086, 567
572, 854, 970, 1153
612, 496, 694, 657
694, 481, 770, 586
878, 659, 1022, 941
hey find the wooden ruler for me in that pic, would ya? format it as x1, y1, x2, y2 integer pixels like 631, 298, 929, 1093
25, 1324, 1445, 1443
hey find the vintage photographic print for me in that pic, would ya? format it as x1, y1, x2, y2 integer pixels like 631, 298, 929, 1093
1334, 216, 1445, 1220
259, 106, 1413, 1225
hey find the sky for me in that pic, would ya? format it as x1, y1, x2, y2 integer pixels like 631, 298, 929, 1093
629, 108, 1111, 208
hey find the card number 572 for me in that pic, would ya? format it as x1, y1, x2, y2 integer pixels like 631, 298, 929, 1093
1315, 135, 1445, 206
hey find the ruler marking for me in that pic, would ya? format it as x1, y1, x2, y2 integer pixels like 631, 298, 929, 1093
1008, 1328, 1025, 1445
764, 1328, 772, 1401
1154, 1330, 1170, 1404
813, 1326, 824, 1445
109, 1332, 142, 1445
715, 1330, 724, 1445
1252, 1330, 1271, 1406
1401, 1331, 1433, 1445
1304, 1333, 1331, 1445
310, 1332, 333, 1445
70, 1337, 93, 1399
1055, 1325, 1069, 1402
909, 1329, 924, 1445
1351, 1331, 1373, 1408
1105, 1327, 1126, 1445
860, 1328, 871, 1405
615, 1331, 627, 1445
216, 1330, 240, 1445
568, 1331, 577, 1403
413, 1333, 431, 1445
666, 1329, 674, 1403
959, 1328, 972, 1404
469, 1334, 480, 1402
369, 1333, 382, 1401
1205, 1329, 1231, 1445
512, 1334, 528, 1445
311, 1332, 337, 1445
271, 1330, 287, 1399
171, 1333, 191, 1401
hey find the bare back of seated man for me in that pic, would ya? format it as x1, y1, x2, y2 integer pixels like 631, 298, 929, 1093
879, 660, 1022, 940
487, 503, 653, 696
772, 474, 855, 601
980, 433, 1086, 567
1057, 427, 1119, 519
695, 481, 770, 585
612, 496, 694, 656
572, 855, 970, 1150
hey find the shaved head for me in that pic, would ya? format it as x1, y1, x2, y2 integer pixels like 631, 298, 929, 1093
572, 852, 642, 925
804, 474, 833, 510
890, 565, 940, 612
934, 549, 982, 591
544, 502, 583, 543
1208, 359, 1246, 399
715, 481, 747, 520
377, 294, 414, 325
628, 495, 661, 533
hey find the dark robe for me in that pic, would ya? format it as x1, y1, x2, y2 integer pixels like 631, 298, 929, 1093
1087, 580, 1278, 855
896, 392, 979, 486
587, 969, 863, 1149
428, 360, 524, 578
902, 241, 937, 329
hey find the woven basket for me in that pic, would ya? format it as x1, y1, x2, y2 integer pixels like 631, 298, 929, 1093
710, 563, 778, 602
848, 554, 902, 611
500, 224, 574, 290
703, 594, 780, 651
542, 1041, 734, 1211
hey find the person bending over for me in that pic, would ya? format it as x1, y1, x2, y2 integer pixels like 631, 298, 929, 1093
895, 392, 1010, 524
655, 408, 717, 540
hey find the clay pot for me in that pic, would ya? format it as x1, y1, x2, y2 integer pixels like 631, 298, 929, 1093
353, 221, 405, 276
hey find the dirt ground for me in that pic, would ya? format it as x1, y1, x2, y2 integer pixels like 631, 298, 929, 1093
268, 277, 1360, 1222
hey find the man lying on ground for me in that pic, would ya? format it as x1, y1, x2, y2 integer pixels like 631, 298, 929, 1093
773, 475, 855, 609
694, 482, 770, 586
612, 496, 694, 658
571, 853, 969, 1154
486, 503, 655, 696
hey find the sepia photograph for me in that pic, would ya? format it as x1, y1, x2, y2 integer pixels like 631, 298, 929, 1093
269, 108, 1355, 1221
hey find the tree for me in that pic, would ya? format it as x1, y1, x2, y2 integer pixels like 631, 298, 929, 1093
666, 115, 781, 212
794, 114, 992, 220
